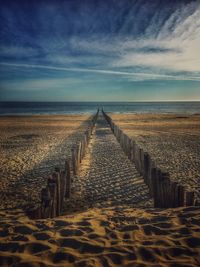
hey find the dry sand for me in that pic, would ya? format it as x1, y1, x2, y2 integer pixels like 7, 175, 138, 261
0, 206, 200, 266
0, 115, 90, 210
111, 114, 200, 201
65, 115, 153, 213
0, 113, 200, 266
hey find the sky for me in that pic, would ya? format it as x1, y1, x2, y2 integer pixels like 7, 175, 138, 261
0, 0, 200, 101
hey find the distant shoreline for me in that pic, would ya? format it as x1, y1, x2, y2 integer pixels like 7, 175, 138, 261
0, 101, 200, 115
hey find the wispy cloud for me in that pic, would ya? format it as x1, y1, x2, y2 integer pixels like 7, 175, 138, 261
0, 0, 200, 100
1, 62, 200, 82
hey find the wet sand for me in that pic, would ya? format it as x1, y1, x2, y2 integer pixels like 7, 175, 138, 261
0, 115, 90, 209
111, 114, 200, 202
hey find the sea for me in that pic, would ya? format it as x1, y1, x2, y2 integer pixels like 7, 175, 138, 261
0, 101, 200, 115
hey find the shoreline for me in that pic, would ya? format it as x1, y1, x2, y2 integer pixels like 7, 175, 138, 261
1, 111, 200, 117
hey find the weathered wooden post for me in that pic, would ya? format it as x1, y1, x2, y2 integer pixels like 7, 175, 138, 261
76, 142, 81, 166
131, 140, 136, 163
143, 152, 150, 185
139, 149, 144, 176
185, 191, 195, 206
41, 186, 52, 218
161, 172, 171, 208
124, 134, 127, 151
148, 159, 156, 196
80, 140, 83, 162
81, 136, 85, 159
135, 145, 140, 172
86, 129, 90, 145
71, 147, 77, 175
151, 167, 158, 207
117, 126, 121, 143
60, 170, 66, 210
53, 169, 61, 216
177, 185, 185, 206
156, 168, 163, 208
47, 175, 57, 218
65, 160, 71, 198
129, 140, 134, 163
170, 181, 179, 208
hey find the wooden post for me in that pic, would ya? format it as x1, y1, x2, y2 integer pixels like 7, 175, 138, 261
116, 127, 119, 141
77, 142, 81, 165
126, 137, 131, 159
161, 172, 171, 208
121, 133, 124, 149
137, 147, 141, 173
86, 128, 90, 145
47, 176, 57, 218
130, 140, 134, 163
126, 135, 129, 156
65, 160, 71, 198
143, 152, 150, 185
148, 159, 156, 196
139, 149, 144, 176
156, 169, 163, 208
71, 147, 77, 175
177, 185, 185, 206
41, 186, 51, 218
124, 134, 127, 151
151, 167, 159, 207
81, 136, 86, 159
131, 140, 136, 163
170, 182, 179, 208
185, 191, 195, 206
53, 170, 61, 216
60, 170, 66, 210
80, 140, 83, 162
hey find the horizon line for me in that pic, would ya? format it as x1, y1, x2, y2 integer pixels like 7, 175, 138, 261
1, 100, 200, 103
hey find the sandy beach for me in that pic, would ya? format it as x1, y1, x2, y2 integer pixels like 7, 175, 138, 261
0, 115, 90, 210
0, 206, 200, 266
1, 0, 200, 265
111, 114, 200, 202
0, 113, 200, 266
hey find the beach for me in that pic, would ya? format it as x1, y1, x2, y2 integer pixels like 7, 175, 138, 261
0, 206, 200, 266
0, 113, 200, 266
111, 114, 200, 203
1, 0, 200, 264
0, 115, 90, 210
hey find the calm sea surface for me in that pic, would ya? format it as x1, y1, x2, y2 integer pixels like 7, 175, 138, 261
0, 102, 200, 115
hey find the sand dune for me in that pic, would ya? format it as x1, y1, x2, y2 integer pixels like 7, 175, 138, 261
0, 206, 200, 266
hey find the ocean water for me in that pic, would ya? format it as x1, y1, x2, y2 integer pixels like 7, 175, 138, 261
0, 101, 200, 115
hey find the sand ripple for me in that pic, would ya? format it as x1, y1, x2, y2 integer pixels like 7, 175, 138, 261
0, 206, 200, 266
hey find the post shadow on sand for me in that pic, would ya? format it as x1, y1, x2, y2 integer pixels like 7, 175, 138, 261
2, 114, 96, 211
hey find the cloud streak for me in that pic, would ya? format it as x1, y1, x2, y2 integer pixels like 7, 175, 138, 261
0, 0, 200, 100
1, 62, 200, 82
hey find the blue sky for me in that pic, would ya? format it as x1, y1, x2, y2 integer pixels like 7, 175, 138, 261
0, 0, 200, 101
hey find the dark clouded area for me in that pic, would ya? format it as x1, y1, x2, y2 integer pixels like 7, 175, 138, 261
0, 0, 200, 101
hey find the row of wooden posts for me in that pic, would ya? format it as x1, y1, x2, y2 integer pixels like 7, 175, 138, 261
27, 109, 99, 219
102, 110, 196, 208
